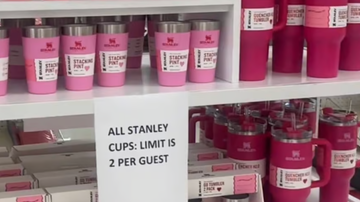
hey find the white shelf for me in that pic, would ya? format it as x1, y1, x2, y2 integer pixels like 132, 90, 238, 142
2, 55, 360, 120
0, 0, 234, 18
308, 188, 359, 202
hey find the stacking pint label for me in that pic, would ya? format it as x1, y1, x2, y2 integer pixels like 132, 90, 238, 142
0, 57, 8, 81
331, 148, 357, 169
159, 50, 188, 72
25, 58, 58, 82
241, 8, 274, 30
269, 164, 311, 189
287, 5, 305, 26
194, 47, 218, 69
348, 3, 360, 24
65, 53, 95, 77
148, 37, 156, 56
99, 51, 127, 73
304, 6, 347, 28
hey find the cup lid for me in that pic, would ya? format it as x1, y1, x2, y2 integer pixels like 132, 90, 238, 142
23, 25, 59, 38
61, 24, 96, 36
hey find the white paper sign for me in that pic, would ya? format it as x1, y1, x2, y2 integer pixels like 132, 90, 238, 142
94, 93, 188, 202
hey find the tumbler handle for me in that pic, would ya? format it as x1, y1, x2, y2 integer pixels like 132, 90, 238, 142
273, 0, 288, 32
189, 115, 211, 143
188, 108, 203, 123
311, 138, 332, 188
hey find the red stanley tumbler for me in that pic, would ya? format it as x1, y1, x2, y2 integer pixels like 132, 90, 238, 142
213, 106, 235, 151
240, 0, 288, 81
318, 108, 360, 202
339, 2, 360, 70
273, 0, 305, 73
270, 123, 332, 202
304, 0, 347, 78
227, 115, 268, 179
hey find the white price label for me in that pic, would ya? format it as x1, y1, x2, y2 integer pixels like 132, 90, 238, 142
233, 158, 266, 178
331, 149, 357, 169
99, 51, 127, 73
160, 50, 189, 72
0, 57, 8, 81
242, 8, 274, 30
348, 3, 360, 24
34, 57, 59, 82
128, 37, 144, 57
94, 93, 188, 202
194, 47, 218, 69
270, 165, 311, 190
287, 5, 304, 26
65, 53, 95, 77
330, 6, 348, 27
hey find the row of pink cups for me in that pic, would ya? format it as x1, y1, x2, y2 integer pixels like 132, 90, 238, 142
154, 20, 220, 86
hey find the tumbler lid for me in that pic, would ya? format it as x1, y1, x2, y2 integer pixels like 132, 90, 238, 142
156, 21, 190, 33
120, 15, 145, 22
191, 19, 220, 31
23, 25, 59, 38
43, 17, 76, 27
85, 16, 115, 24
61, 24, 96, 36
222, 194, 250, 202
0, 28, 8, 39
320, 108, 358, 126
149, 14, 179, 22
2, 18, 35, 28
97, 22, 128, 34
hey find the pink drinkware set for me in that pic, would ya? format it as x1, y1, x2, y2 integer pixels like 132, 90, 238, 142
240, 0, 360, 80
155, 20, 220, 86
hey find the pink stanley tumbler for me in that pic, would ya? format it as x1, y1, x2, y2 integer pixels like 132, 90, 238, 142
339, 1, 360, 70
155, 21, 190, 86
62, 24, 96, 91
148, 14, 180, 69
43, 18, 76, 76
188, 20, 220, 83
318, 108, 360, 202
122, 15, 145, 69
96, 22, 129, 87
304, 0, 347, 78
273, 0, 304, 73
240, 0, 288, 81
227, 115, 268, 179
22, 26, 60, 94
270, 122, 332, 202
2, 19, 35, 79
0, 28, 9, 96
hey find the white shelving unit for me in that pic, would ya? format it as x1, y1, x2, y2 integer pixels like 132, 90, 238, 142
0, 1, 360, 202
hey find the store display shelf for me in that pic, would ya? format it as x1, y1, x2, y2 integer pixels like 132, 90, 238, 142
1, 59, 360, 121
0, 0, 234, 19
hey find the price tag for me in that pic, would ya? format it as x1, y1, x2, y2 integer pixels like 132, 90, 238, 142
94, 93, 188, 202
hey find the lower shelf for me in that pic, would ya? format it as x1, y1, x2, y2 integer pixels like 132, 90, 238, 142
308, 188, 359, 202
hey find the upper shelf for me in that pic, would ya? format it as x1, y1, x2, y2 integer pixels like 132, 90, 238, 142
0, 0, 234, 19
1, 54, 360, 120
